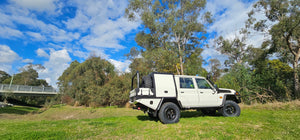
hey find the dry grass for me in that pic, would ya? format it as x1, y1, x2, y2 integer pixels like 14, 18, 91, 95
240, 100, 300, 110
0, 105, 143, 121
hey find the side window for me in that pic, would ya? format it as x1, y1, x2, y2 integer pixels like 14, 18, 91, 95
180, 78, 195, 89
196, 79, 212, 89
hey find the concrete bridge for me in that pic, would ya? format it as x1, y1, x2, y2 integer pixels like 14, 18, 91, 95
0, 84, 58, 97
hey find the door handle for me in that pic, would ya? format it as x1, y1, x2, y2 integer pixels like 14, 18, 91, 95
199, 92, 203, 94
181, 91, 184, 93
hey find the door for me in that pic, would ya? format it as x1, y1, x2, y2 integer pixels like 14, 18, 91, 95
177, 77, 198, 108
195, 78, 219, 107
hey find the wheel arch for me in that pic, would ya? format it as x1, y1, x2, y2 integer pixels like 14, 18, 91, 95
159, 98, 182, 110
222, 94, 241, 106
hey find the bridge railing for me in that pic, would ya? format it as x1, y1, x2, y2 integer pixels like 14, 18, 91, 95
0, 84, 56, 93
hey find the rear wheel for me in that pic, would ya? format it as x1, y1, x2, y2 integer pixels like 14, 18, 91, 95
158, 102, 180, 124
220, 100, 241, 117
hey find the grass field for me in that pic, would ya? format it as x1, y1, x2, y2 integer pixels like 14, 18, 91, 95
0, 101, 299, 139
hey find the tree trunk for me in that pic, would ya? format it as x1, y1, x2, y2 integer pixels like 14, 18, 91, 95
293, 53, 300, 99
177, 39, 184, 75
180, 55, 184, 75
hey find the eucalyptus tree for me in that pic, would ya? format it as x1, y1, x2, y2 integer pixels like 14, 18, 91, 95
57, 57, 116, 106
248, 0, 300, 98
125, 0, 212, 75
209, 58, 221, 82
214, 29, 254, 67
1, 64, 48, 86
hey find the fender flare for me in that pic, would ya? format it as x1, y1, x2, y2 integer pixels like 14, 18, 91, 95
221, 94, 241, 106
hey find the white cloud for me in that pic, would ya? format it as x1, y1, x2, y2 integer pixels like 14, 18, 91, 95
64, 0, 140, 51
0, 45, 20, 73
36, 48, 49, 58
38, 49, 71, 88
0, 12, 14, 26
0, 4, 79, 43
0, 45, 20, 63
0, 26, 23, 39
80, 17, 140, 50
72, 50, 89, 59
109, 59, 131, 73
206, 0, 252, 36
10, 0, 59, 13
22, 59, 34, 63
50, 29, 80, 42
63, 10, 90, 31
26, 31, 46, 41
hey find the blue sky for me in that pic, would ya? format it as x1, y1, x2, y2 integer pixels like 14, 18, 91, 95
0, 0, 260, 88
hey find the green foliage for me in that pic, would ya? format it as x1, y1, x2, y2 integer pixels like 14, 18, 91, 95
248, 0, 300, 98
126, 47, 152, 77
217, 64, 254, 103
184, 47, 207, 76
217, 60, 293, 104
99, 74, 131, 107
125, 0, 211, 75
254, 60, 293, 100
58, 56, 131, 107
0, 70, 10, 83
58, 57, 117, 106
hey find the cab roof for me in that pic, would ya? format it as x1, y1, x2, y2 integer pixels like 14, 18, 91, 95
174, 75, 206, 79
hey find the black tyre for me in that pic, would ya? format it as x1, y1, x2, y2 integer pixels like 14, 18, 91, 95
220, 100, 241, 117
201, 109, 216, 115
158, 102, 180, 124
143, 75, 152, 88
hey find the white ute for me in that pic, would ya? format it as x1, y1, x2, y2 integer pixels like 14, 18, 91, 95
129, 72, 241, 124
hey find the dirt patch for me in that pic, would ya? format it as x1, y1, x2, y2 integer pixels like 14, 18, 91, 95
0, 114, 22, 120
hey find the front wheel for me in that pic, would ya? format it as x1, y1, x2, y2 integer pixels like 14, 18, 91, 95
158, 102, 180, 124
220, 100, 241, 117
